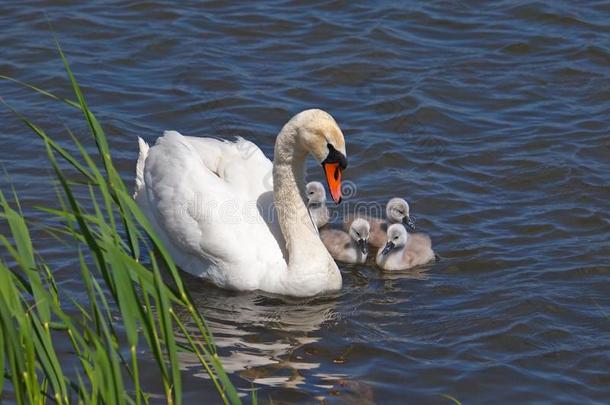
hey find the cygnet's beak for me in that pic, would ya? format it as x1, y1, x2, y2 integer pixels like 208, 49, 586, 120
321, 144, 347, 204
403, 215, 416, 231
357, 238, 368, 255
381, 241, 395, 255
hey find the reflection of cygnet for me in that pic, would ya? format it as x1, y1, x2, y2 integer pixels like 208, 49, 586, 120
320, 218, 370, 264
344, 198, 415, 248
306, 181, 330, 228
376, 224, 435, 270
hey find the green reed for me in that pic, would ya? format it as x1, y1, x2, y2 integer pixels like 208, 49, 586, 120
0, 41, 243, 404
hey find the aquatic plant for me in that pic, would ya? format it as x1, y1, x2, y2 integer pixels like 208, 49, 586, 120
0, 42, 243, 404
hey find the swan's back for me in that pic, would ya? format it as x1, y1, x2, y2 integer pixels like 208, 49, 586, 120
135, 131, 286, 290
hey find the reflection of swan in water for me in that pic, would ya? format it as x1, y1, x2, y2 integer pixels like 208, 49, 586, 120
172, 279, 343, 389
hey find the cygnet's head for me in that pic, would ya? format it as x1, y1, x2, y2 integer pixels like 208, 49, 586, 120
306, 181, 326, 206
349, 218, 370, 255
287, 109, 347, 204
386, 198, 415, 230
381, 223, 409, 255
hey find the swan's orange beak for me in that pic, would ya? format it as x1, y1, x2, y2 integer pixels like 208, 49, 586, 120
323, 162, 342, 204
321, 143, 347, 204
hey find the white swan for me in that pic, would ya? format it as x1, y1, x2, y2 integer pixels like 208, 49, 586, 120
319, 218, 370, 264
305, 181, 329, 228
134, 109, 347, 297
344, 197, 415, 248
375, 224, 435, 271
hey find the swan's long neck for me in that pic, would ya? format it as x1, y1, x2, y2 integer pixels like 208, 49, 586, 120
272, 124, 340, 295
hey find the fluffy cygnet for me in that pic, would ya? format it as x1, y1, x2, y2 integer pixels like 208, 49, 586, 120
375, 223, 435, 271
306, 181, 330, 228
320, 218, 370, 264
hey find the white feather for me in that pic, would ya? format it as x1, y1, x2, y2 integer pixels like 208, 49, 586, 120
134, 109, 345, 296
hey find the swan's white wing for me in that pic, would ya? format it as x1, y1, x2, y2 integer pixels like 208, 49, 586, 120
181, 134, 283, 248
139, 131, 286, 289
182, 135, 273, 198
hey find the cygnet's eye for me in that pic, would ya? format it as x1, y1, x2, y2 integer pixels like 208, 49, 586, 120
398, 210, 405, 215
356, 231, 360, 237
308, 191, 314, 195
393, 236, 399, 240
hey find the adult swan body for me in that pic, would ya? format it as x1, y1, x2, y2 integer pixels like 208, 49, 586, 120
134, 109, 347, 297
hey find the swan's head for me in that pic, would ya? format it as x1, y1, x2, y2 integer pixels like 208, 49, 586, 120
293, 109, 347, 204
349, 218, 370, 255
386, 198, 415, 231
381, 223, 409, 255
306, 181, 326, 206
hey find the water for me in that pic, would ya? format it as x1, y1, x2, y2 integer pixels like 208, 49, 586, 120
1, 0, 610, 403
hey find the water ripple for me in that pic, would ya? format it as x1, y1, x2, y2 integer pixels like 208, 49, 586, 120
1, 0, 609, 403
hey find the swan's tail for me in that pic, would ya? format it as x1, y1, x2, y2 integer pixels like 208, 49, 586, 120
133, 137, 149, 199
